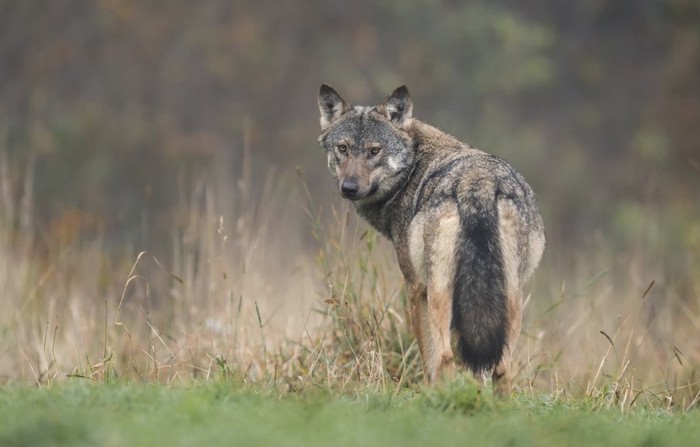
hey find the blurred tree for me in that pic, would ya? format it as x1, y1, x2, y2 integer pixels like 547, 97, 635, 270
0, 0, 697, 252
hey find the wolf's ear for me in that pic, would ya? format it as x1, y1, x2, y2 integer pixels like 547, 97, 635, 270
318, 84, 350, 130
377, 86, 413, 129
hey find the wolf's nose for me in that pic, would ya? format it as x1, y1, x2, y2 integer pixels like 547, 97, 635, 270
341, 180, 359, 197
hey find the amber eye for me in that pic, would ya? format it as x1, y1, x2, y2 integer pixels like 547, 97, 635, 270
370, 146, 381, 155
337, 144, 347, 153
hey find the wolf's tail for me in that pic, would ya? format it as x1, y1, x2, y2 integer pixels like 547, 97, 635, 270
451, 196, 508, 373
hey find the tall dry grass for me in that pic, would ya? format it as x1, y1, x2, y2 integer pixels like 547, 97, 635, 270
1, 150, 698, 410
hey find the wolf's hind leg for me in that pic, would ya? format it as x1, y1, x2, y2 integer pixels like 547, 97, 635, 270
492, 198, 526, 397
492, 294, 522, 397
408, 280, 454, 382
424, 288, 456, 382
407, 282, 428, 373
407, 206, 460, 382
410, 286, 455, 382
422, 210, 461, 382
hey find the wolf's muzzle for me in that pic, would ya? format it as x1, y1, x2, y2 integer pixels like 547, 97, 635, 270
341, 179, 359, 198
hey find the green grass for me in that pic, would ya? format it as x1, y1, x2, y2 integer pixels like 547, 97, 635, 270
1, 380, 699, 447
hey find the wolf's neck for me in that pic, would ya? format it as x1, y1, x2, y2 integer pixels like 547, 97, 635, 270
352, 147, 422, 241
408, 120, 463, 152
353, 165, 415, 241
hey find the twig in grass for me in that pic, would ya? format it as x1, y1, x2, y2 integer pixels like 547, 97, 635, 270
42, 320, 49, 353
255, 300, 267, 377
641, 280, 655, 300
103, 298, 108, 363
114, 251, 183, 378
687, 388, 700, 411
116, 251, 183, 322
620, 280, 656, 369
672, 346, 684, 366
590, 323, 623, 394
600, 330, 614, 347
51, 322, 60, 379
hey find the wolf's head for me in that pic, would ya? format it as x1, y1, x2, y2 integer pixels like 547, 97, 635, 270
317, 85, 416, 204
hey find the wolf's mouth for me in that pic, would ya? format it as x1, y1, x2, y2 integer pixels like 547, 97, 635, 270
342, 183, 379, 201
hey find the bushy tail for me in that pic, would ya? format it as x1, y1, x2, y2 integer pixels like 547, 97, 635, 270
451, 198, 508, 373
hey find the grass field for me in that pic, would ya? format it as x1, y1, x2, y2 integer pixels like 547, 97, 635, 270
1, 381, 700, 447
1, 159, 699, 445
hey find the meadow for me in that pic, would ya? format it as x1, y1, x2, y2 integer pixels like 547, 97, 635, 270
1, 153, 699, 445
2, 2, 699, 445
2, 381, 700, 447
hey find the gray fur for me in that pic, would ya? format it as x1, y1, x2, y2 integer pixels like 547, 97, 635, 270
317, 84, 545, 396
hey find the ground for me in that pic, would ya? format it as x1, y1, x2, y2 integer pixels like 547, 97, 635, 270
1, 380, 698, 447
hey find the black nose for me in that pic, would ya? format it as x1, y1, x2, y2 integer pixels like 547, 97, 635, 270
341, 180, 359, 197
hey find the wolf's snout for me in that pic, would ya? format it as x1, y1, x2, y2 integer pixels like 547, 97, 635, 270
341, 179, 359, 198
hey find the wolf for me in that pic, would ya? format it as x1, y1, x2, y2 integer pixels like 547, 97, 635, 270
317, 84, 545, 396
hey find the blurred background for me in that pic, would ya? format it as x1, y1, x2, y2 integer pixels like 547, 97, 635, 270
0, 0, 699, 389
2, 0, 698, 250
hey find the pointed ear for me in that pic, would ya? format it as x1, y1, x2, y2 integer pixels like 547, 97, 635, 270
377, 86, 413, 129
318, 84, 350, 130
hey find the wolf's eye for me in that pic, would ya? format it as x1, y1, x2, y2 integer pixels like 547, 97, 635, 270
337, 144, 347, 153
370, 146, 381, 155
